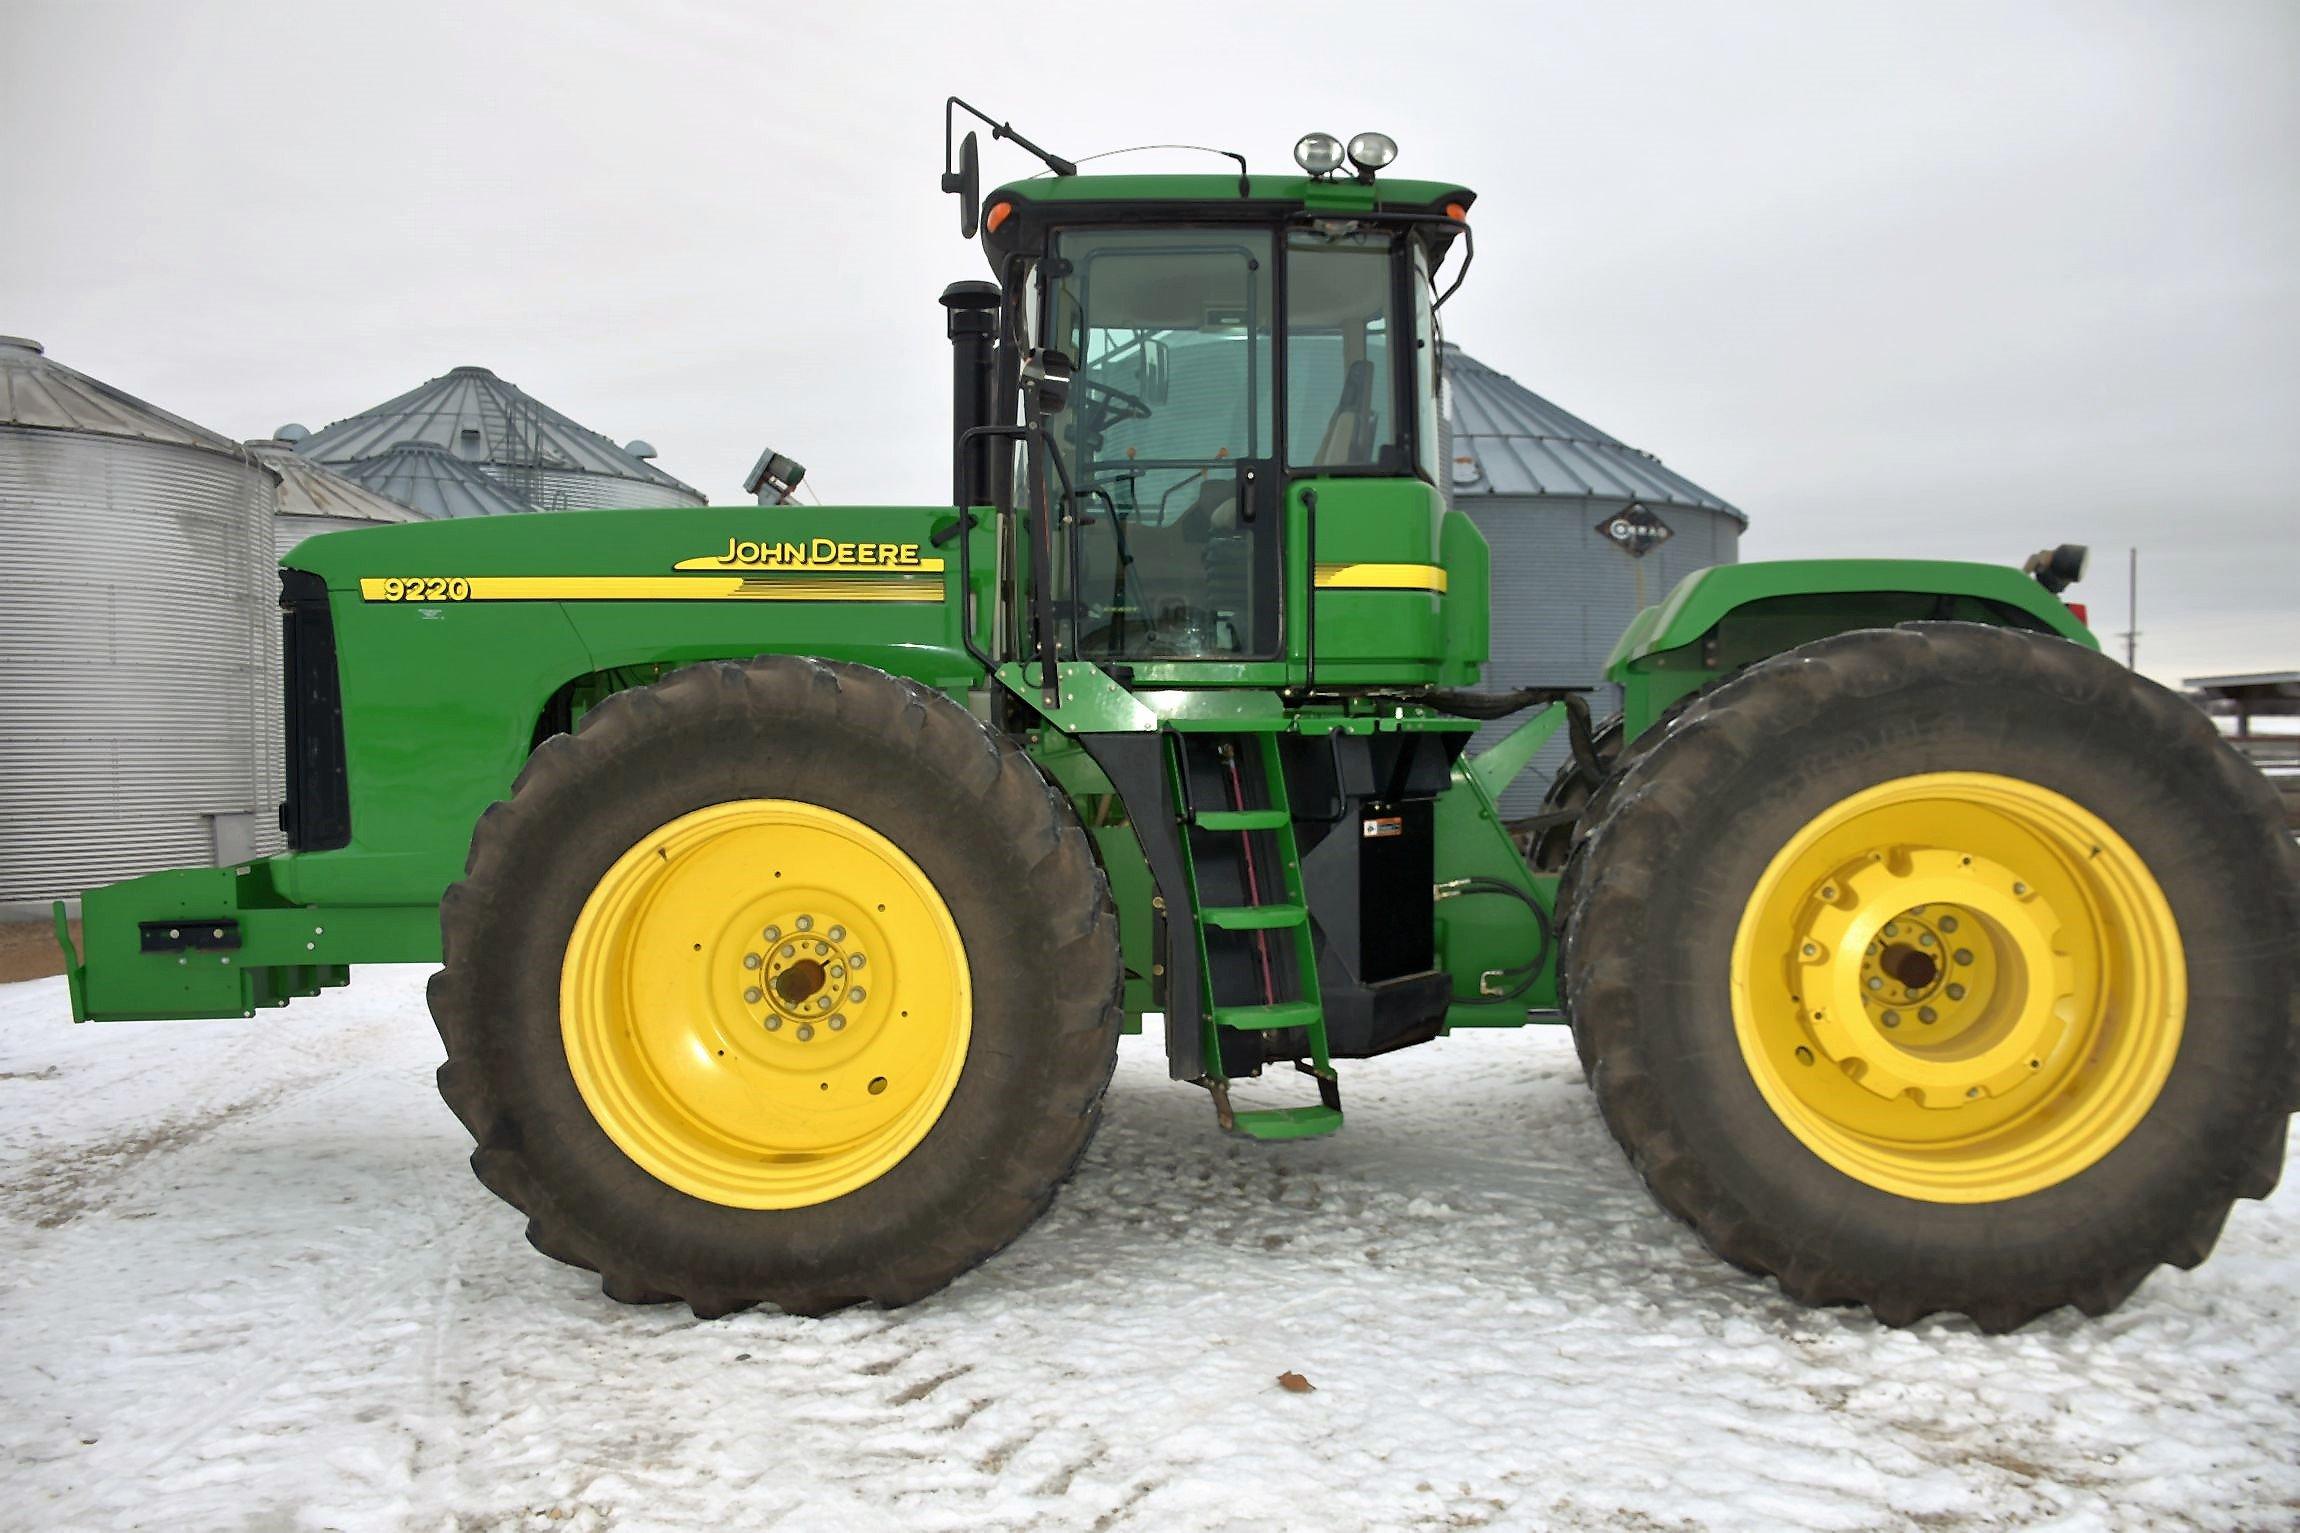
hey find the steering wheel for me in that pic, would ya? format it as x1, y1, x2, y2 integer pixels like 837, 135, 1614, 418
1074, 376, 1154, 426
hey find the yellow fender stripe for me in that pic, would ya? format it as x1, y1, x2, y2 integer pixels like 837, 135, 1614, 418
1313, 562, 1449, 594
359, 576, 945, 604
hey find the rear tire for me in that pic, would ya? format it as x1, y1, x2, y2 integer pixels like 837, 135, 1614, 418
430, 657, 1122, 1317
1560, 623, 2298, 1331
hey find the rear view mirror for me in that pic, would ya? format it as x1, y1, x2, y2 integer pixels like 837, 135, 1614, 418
1019, 348, 1075, 417
943, 131, 981, 238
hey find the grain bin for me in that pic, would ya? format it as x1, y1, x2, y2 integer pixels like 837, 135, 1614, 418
295, 365, 705, 511
1446, 345, 1745, 816
335, 440, 538, 520
0, 338, 282, 916
248, 437, 430, 559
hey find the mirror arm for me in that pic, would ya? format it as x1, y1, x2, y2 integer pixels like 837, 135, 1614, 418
947, 96, 1077, 178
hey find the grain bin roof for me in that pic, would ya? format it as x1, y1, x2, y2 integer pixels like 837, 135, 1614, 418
336, 441, 535, 520
1446, 345, 1743, 522
0, 337, 249, 458
294, 365, 701, 501
246, 438, 429, 525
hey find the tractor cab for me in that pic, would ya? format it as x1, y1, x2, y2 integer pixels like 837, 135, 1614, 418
946, 116, 1477, 691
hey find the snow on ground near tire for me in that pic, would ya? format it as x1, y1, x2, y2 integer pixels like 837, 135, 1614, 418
2, 969, 2294, 1532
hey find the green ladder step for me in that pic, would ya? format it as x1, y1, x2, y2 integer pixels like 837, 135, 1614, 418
1199, 902, 1306, 932
1212, 1000, 1325, 1032
1191, 808, 1290, 831
1230, 1105, 1345, 1141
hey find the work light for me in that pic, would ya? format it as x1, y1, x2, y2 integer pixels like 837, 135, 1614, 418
1294, 132, 1346, 176
1347, 132, 1398, 175
2023, 542, 2091, 594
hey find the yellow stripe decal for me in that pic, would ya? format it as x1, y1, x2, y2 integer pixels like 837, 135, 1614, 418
359, 576, 944, 604
1313, 562, 1449, 594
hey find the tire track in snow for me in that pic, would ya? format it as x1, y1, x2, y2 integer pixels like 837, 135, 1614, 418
1, 966, 2294, 1531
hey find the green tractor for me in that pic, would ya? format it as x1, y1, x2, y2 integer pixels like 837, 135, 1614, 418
56, 109, 2295, 1332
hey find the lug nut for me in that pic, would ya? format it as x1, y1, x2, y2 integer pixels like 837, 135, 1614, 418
1954, 949, 1974, 966
1938, 916, 1959, 933
797, 1024, 814, 1042
850, 954, 867, 970
1801, 942, 1818, 958
829, 965, 845, 980
1917, 933, 1935, 947
1946, 983, 1967, 1000
743, 952, 762, 970
781, 944, 796, 959
827, 926, 845, 942
764, 1017, 782, 1031
2012, 882, 2028, 897
815, 942, 828, 956
1918, 1006, 1938, 1024
828, 1014, 846, 1031
1867, 977, 1884, 991
796, 915, 813, 932
1881, 1010, 1901, 1028
849, 987, 866, 1003
818, 996, 833, 1010
1884, 922, 1900, 937
762, 925, 781, 943
744, 987, 762, 1004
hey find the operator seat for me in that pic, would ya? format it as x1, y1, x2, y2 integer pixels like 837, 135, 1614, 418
1313, 359, 1374, 466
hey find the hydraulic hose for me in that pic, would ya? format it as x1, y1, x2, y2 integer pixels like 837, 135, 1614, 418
1437, 875, 1554, 1006
1422, 687, 1605, 783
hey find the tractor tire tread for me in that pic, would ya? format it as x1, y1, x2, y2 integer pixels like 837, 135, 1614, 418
429, 656, 1123, 1318
1559, 622, 2298, 1331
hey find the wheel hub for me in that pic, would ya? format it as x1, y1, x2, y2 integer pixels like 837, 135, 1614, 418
1796, 847, 2072, 1107
745, 916, 870, 1041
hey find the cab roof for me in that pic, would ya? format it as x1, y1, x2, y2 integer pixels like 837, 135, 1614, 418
979, 173, 1474, 265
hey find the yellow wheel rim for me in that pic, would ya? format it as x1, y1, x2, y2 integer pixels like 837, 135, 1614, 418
560, 800, 971, 1208
1730, 772, 2184, 1203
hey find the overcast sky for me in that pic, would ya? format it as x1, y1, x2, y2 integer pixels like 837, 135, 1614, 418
4, 0, 2293, 685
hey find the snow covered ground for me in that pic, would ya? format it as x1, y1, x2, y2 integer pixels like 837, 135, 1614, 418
2, 967, 2294, 1532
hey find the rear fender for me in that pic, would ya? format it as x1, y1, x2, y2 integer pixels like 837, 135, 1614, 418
1606, 558, 2096, 739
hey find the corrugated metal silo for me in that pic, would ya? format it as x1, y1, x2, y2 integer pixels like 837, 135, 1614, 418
335, 441, 539, 520
0, 338, 282, 916
1447, 344, 1746, 815
248, 437, 430, 559
294, 365, 706, 511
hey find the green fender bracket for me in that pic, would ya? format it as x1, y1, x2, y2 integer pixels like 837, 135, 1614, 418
1464, 702, 1567, 803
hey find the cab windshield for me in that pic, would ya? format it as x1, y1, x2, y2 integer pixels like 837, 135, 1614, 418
1037, 222, 1425, 662
1041, 228, 1272, 660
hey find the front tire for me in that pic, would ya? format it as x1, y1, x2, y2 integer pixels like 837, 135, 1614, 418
430, 657, 1122, 1317
1560, 624, 2298, 1331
